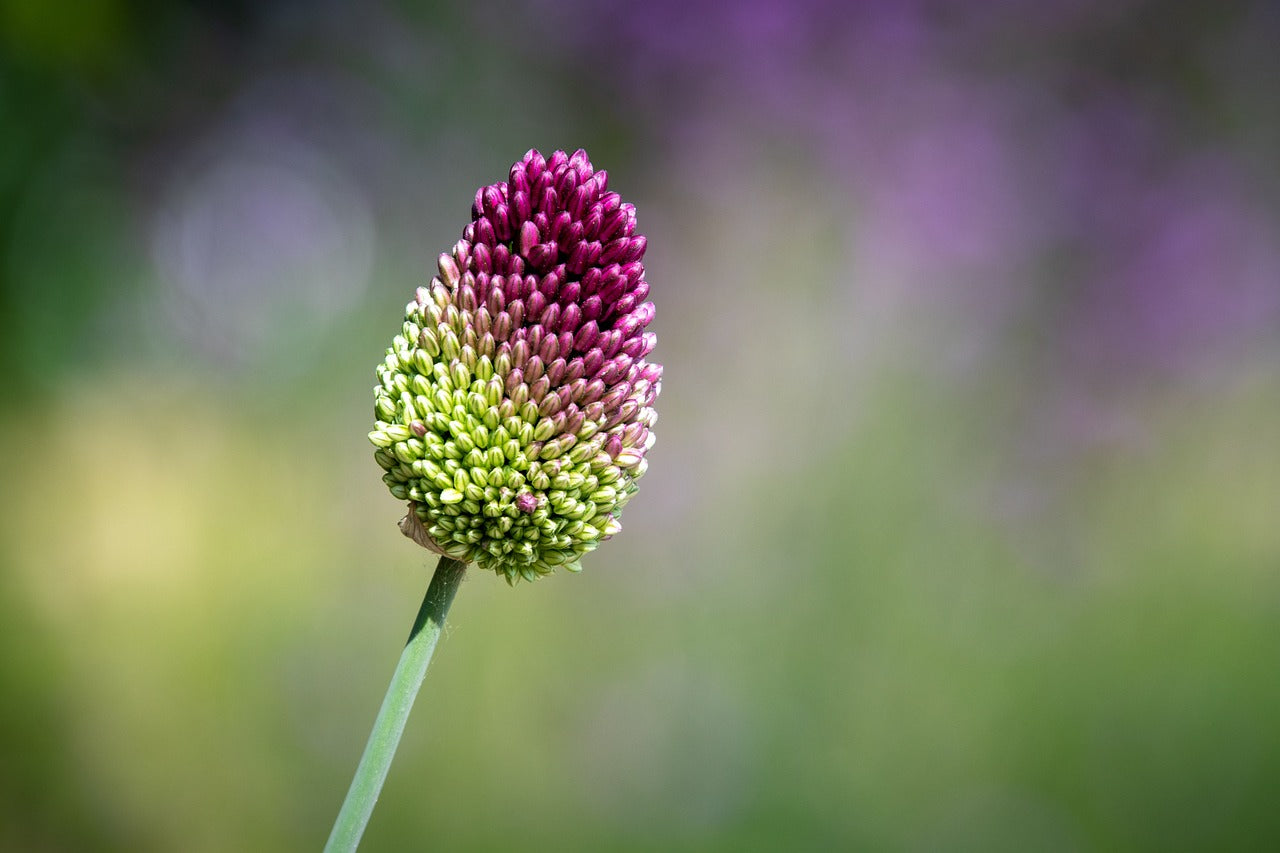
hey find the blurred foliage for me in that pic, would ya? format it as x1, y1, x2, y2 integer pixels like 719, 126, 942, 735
2, 1, 1279, 851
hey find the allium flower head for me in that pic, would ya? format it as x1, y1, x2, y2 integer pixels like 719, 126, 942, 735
370, 149, 660, 583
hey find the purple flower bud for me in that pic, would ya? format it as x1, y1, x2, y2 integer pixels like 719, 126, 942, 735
509, 161, 529, 192
472, 242, 492, 274
538, 273, 560, 300
530, 375, 550, 404
608, 354, 635, 383
621, 422, 645, 447
569, 184, 593, 220
505, 367, 525, 396
438, 253, 461, 286
487, 285, 506, 315
488, 240, 509, 270
560, 280, 581, 305
511, 190, 532, 225
474, 218, 497, 251
561, 303, 583, 335
499, 295, 519, 327
556, 331, 574, 358
483, 185, 504, 215
458, 283, 478, 313
546, 357, 567, 387
512, 338, 530, 369
539, 187, 560, 217
519, 220, 539, 257
581, 296, 603, 323
560, 225, 585, 257
615, 399, 639, 424
582, 379, 606, 404
599, 208, 628, 242
582, 346, 604, 376
540, 303, 562, 334
614, 293, 637, 317
600, 381, 632, 413
549, 210, 571, 242
531, 171, 552, 210
555, 167, 579, 202
532, 333, 554, 364
524, 148, 546, 173
539, 392, 563, 418
635, 301, 656, 326
527, 290, 547, 319
584, 209, 603, 241
525, 354, 545, 383
599, 329, 622, 359
599, 272, 627, 305
556, 385, 575, 411
620, 334, 647, 359
621, 260, 644, 285
493, 311, 512, 342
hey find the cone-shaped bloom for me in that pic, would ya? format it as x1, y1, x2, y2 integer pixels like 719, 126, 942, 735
370, 149, 661, 583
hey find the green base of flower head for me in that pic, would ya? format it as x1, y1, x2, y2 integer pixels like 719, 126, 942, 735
369, 277, 645, 582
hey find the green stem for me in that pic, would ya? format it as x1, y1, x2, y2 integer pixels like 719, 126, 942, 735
325, 556, 467, 853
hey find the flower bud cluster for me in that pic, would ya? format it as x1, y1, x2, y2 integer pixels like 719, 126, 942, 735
371, 149, 660, 582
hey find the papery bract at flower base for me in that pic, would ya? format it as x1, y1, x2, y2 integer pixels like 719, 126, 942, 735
369, 149, 660, 583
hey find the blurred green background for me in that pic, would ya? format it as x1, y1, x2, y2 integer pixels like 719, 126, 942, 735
2, 1, 1279, 850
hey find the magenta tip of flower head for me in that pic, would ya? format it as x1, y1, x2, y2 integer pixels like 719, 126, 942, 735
371, 148, 661, 582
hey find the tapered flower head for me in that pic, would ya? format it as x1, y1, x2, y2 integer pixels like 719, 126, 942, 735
370, 149, 660, 583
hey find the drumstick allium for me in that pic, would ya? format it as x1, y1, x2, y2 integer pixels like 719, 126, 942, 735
370, 147, 661, 583
327, 150, 660, 852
